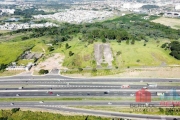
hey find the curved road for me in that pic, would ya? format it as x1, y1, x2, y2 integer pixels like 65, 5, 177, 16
0, 102, 179, 120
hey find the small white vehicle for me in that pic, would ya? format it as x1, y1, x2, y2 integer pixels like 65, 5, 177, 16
130, 94, 134, 96
11, 103, 14, 105
143, 87, 147, 89
147, 83, 157, 88
157, 92, 164, 96
108, 102, 112, 105
39, 101, 44, 103
18, 87, 23, 89
56, 94, 60, 96
16, 94, 20, 96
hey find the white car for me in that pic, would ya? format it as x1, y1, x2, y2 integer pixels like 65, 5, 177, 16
108, 102, 112, 105
11, 103, 14, 105
39, 101, 44, 103
56, 94, 60, 96
130, 94, 134, 96
16, 94, 20, 96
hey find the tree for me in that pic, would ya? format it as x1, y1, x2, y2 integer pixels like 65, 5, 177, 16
11, 108, 20, 113
131, 39, 135, 45
116, 51, 121, 56
126, 39, 129, 45
69, 51, 74, 56
65, 43, 71, 49
102, 37, 106, 43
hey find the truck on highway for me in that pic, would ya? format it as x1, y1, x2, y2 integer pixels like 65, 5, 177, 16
147, 83, 157, 88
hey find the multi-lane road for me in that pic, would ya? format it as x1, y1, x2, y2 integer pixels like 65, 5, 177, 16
0, 75, 180, 119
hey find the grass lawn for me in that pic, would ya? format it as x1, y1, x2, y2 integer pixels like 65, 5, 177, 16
54, 36, 94, 68
0, 40, 35, 64
0, 70, 23, 76
110, 40, 180, 68
152, 17, 180, 30
72, 106, 180, 116
58, 37, 180, 69
17, 59, 34, 66
0, 110, 109, 120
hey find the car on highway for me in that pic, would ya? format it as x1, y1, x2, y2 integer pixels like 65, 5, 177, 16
104, 91, 109, 94
130, 94, 134, 96
10, 103, 14, 105
121, 85, 130, 88
18, 87, 23, 89
39, 101, 44, 103
143, 87, 147, 89
87, 93, 90, 95
49, 92, 53, 94
56, 94, 60, 96
16, 94, 20, 96
108, 102, 112, 105
50, 88, 52, 90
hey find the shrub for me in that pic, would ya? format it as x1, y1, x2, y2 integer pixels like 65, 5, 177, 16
136, 59, 140, 62
48, 46, 54, 52
38, 69, 49, 74
116, 51, 121, 56
69, 51, 74, 56
78, 68, 83, 72
11, 108, 20, 113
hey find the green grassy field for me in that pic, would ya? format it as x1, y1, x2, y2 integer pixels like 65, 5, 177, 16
0, 109, 109, 120
55, 37, 180, 69
73, 106, 180, 116
110, 40, 180, 68
0, 41, 35, 64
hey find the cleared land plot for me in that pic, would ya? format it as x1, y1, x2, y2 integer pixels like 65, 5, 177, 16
103, 43, 113, 66
152, 17, 180, 29
94, 44, 103, 66
33, 53, 67, 71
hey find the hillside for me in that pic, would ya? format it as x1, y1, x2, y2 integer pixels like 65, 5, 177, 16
0, 13, 180, 76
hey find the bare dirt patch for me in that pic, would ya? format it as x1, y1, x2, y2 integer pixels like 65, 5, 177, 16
94, 43, 113, 67
32, 53, 67, 71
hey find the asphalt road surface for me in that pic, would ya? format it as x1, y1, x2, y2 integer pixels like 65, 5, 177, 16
0, 76, 180, 83
0, 102, 179, 120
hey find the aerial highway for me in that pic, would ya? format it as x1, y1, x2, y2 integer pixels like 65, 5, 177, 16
0, 74, 179, 119
0, 102, 179, 120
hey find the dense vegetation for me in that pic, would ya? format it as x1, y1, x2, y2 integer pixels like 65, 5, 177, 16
0, 109, 111, 120
161, 41, 180, 60
14, 8, 52, 18
3, 14, 180, 44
